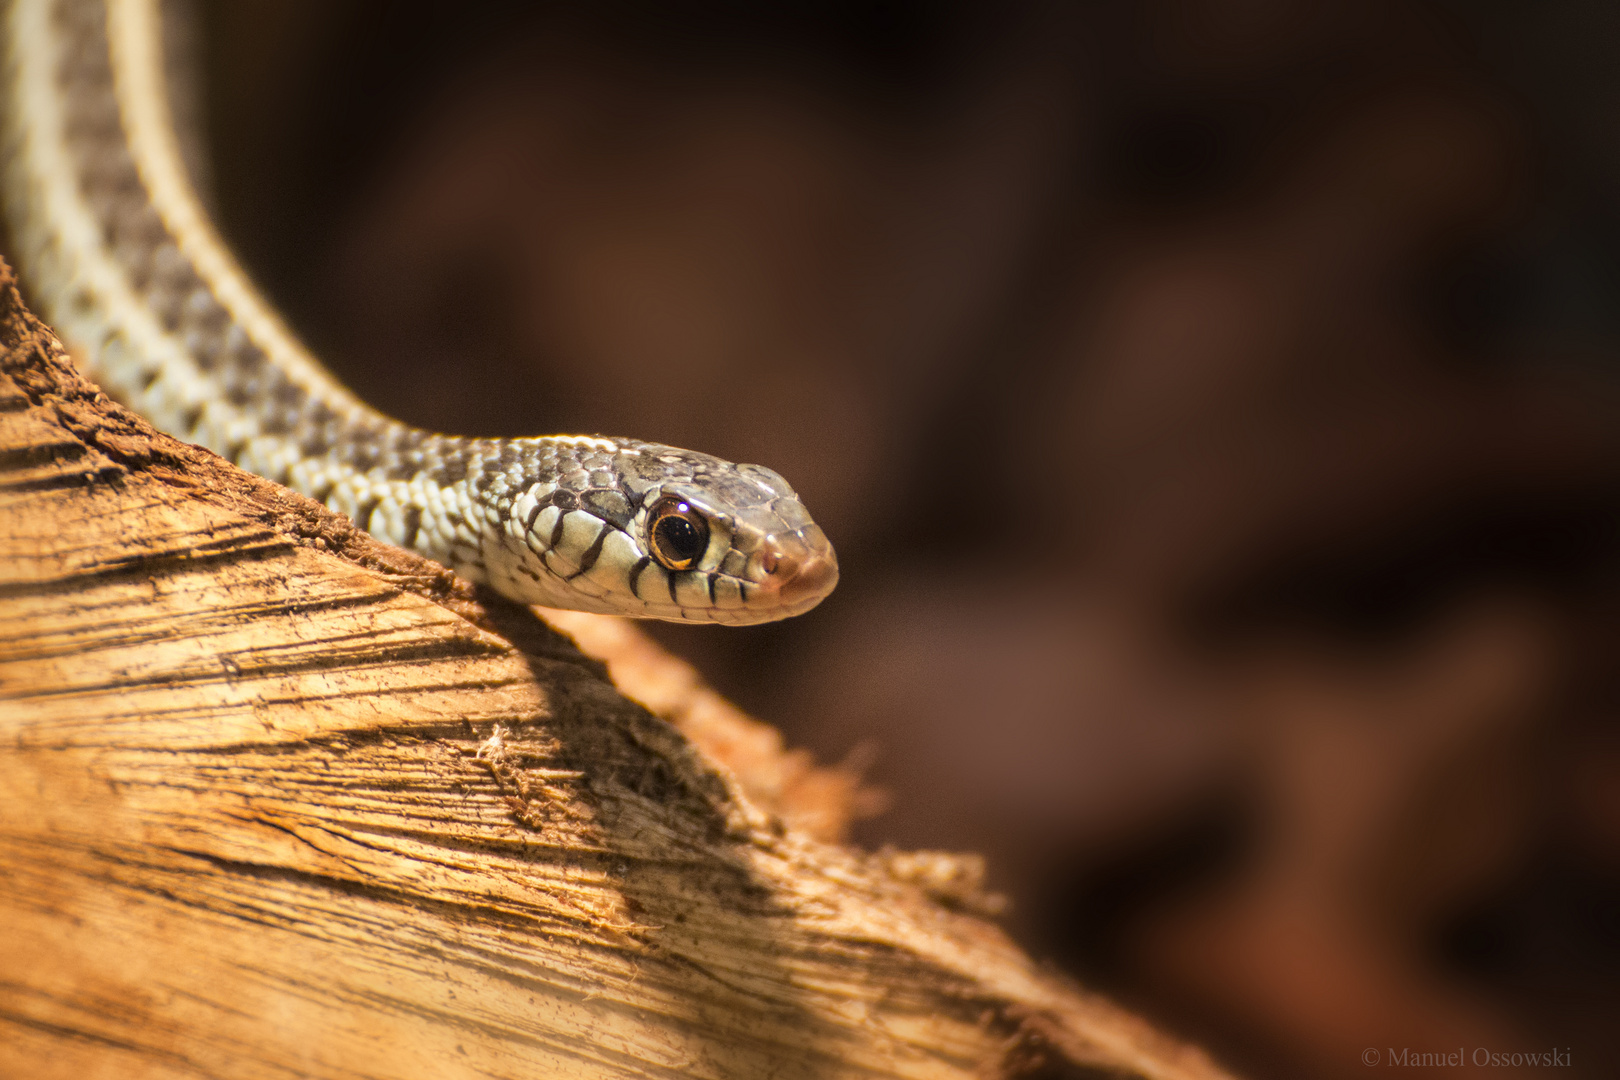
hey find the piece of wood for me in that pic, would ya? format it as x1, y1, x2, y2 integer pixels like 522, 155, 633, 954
0, 259, 1235, 1080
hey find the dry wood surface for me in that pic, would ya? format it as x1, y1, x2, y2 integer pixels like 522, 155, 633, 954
0, 259, 1235, 1080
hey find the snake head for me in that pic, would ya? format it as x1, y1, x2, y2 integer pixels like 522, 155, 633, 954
635, 460, 839, 623
497, 440, 837, 624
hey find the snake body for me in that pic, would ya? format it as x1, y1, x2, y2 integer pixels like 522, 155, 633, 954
0, 0, 837, 623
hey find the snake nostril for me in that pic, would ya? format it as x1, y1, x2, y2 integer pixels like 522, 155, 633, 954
761, 550, 780, 575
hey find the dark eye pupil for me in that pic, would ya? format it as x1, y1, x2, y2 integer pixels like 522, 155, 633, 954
653, 510, 708, 567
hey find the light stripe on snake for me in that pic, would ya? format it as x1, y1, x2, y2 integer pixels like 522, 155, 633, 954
0, 0, 838, 624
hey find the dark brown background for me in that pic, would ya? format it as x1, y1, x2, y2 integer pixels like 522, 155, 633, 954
191, 2, 1619, 1076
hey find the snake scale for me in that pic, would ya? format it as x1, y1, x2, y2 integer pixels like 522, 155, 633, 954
0, 0, 837, 623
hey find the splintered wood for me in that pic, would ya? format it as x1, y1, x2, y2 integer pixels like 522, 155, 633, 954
0, 261, 1234, 1080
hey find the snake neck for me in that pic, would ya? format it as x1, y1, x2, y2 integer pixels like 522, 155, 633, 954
6, 0, 378, 458
3, 0, 499, 575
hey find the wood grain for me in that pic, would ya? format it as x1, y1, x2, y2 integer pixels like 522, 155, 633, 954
0, 259, 1234, 1080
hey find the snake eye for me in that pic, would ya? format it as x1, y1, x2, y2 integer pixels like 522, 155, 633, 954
648, 497, 710, 570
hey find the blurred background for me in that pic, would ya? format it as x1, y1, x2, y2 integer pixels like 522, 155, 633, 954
190, 1, 1618, 1076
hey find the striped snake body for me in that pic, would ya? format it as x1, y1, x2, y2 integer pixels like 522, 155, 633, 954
1, 0, 837, 624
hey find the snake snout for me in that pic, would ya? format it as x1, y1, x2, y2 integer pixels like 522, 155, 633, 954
751, 526, 838, 611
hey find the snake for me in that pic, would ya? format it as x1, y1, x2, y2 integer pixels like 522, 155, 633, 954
0, 0, 838, 624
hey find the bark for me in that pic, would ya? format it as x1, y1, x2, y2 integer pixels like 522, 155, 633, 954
0, 259, 1235, 1080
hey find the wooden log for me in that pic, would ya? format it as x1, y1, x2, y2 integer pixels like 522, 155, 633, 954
0, 259, 1234, 1080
